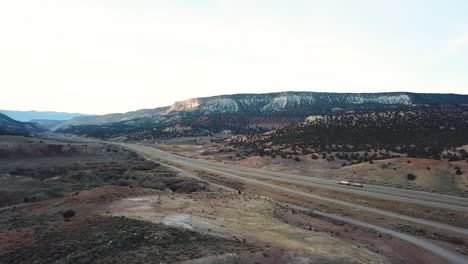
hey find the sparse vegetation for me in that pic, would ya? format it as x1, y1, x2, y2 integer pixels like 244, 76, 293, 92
0, 140, 207, 207
1, 215, 256, 264
56, 115, 302, 140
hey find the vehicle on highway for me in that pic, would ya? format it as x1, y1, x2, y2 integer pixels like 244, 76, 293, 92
336, 180, 363, 187
336, 180, 351, 186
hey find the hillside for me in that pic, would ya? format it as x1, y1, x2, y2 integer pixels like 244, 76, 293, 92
29, 119, 66, 130
57, 115, 303, 140
0, 113, 46, 136
229, 106, 468, 160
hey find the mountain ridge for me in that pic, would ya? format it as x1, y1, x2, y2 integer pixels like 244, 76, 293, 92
0, 110, 92, 122
56, 91, 468, 129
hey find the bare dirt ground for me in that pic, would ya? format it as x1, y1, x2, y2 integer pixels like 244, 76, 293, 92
0, 187, 262, 264
193, 170, 468, 256
108, 191, 394, 264
336, 158, 468, 195
0, 135, 416, 264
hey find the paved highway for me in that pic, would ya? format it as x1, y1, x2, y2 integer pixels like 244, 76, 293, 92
118, 143, 468, 211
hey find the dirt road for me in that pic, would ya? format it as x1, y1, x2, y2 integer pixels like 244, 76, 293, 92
285, 203, 468, 264
113, 142, 468, 264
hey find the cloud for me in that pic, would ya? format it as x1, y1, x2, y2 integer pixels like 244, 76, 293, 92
445, 31, 468, 55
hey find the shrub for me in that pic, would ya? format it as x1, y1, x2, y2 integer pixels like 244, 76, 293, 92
132, 160, 158, 171
167, 179, 207, 193
406, 173, 417, 181
117, 180, 129, 186
201, 150, 213, 156
62, 209, 76, 219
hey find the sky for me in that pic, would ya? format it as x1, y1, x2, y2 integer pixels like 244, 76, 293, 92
1, 0, 468, 114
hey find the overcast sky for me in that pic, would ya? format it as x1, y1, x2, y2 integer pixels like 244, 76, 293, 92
1, 0, 467, 114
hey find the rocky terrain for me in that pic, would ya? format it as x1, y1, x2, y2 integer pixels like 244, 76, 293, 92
162, 92, 468, 116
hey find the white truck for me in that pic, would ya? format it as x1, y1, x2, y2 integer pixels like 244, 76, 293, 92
336, 180, 363, 187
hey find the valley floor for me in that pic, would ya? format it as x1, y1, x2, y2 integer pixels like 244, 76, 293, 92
1, 135, 468, 263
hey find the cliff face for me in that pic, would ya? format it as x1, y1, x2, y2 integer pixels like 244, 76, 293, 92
163, 92, 466, 116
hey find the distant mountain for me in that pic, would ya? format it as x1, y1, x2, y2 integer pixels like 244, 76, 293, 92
56, 92, 468, 140
0, 113, 46, 136
0, 110, 91, 122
